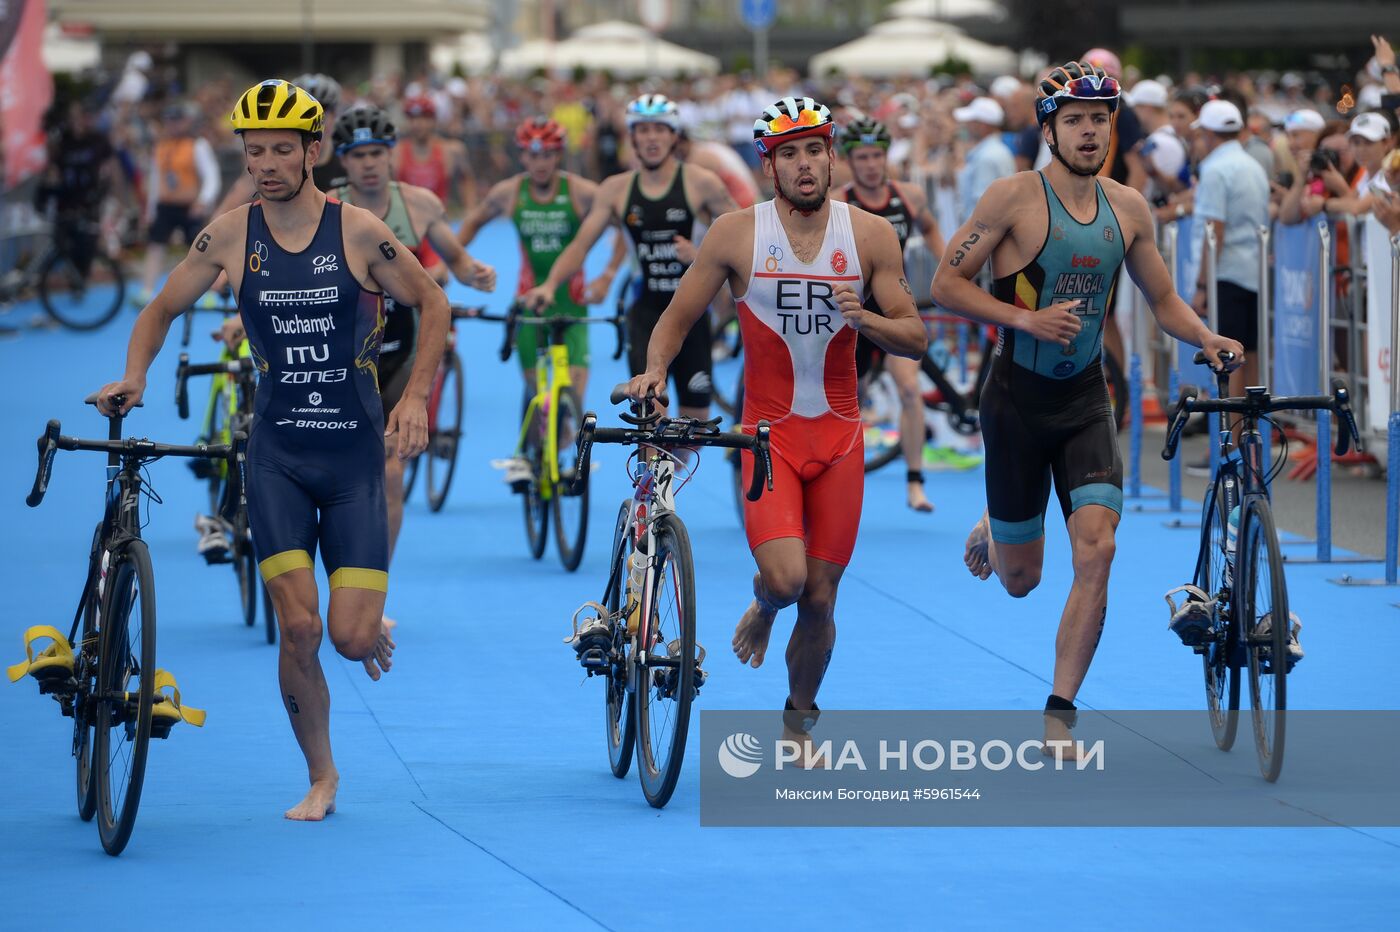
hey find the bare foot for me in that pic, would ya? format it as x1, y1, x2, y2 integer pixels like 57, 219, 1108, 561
964, 511, 994, 580
907, 482, 934, 513
1041, 714, 1082, 761
780, 726, 829, 769
362, 617, 397, 681
285, 777, 338, 821
732, 601, 777, 668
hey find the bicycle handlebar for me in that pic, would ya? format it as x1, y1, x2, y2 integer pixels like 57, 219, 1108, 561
496, 303, 627, 363
178, 299, 238, 347
27, 419, 238, 508
175, 352, 255, 419
571, 409, 775, 501
1162, 352, 1363, 461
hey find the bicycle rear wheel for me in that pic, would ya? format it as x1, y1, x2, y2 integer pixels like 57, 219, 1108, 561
553, 389, 590, 571
605, 503, 636, 778
262, 581, 277, 645
235, 521, 257, 629
635, 515, 697, 808
1197, 478, 1240, 750
426, 352, 464, 513
522, 407, 549, 560
403, 455, 420, 500
862, 369, 903, 473
74, 552, 100, 822
39, 247, 125, 331
93, 540, 156, 855
1241, 497, 1288, 782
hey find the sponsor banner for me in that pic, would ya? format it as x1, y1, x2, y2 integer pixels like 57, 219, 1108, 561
1272, 219, 1325, 396
260, 288, 339, 307
1, 0, 52, 190
700, 710, 1400, 827
1172, 216, 1202, 390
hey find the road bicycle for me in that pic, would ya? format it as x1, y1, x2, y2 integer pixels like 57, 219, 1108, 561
402, 305, 483, 512
1162, 351, 1360, 782
0, 217, 125, 330
495, 304, 625, 571
567, 386, 774, 807
175, 351, 275, 644
16, 396, 225, 853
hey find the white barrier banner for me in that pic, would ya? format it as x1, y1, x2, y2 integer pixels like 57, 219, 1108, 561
1365, 216, 1394, 431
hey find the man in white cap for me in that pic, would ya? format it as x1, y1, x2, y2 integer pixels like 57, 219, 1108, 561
990, 75, 1041, 171
954, 96, 1015, 226
1187, 99, 1270, 424
1130, 79, 1188, 203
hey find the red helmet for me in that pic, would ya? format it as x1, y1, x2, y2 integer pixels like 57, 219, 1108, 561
515, 116, 566, 153
403, 96, 436, 119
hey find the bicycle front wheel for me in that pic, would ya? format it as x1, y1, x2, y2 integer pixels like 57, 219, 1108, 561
605, 502, 636, 778
426, 351, 464, 513
522, 407, 549, 560
1197, 479, 1239, 751
635, 514, 697, 808
553, 388, 590, 572
39, 247, 125, 331
93, 540, 157, 855
1241, 497, 1288, 782
402, 455, 420, 501
235, 524, 257, 629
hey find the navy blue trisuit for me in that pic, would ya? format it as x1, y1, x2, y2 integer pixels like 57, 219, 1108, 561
237, 197, 389, 592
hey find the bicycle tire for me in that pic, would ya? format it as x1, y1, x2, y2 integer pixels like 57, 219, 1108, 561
1104, 350, 1128, 433
262, 579, 277, 646
94, 539, 156, 856
730, 381, 747, 528
862, 368, 903, 474
522, 407, 549, 560
235, 523, 257, 629
38, 248, 125, 331
1241, 497, 1288, 782
74, 556, 100, 822
426, 351, 464, 514
552, 388, 589, 572
635, 514, 697, 808
403, 455, 420, 500
605, 502, 636, 778
1197, 477, 1240, 751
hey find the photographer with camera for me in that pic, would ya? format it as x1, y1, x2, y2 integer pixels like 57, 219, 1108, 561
1277, 110, 1356, 224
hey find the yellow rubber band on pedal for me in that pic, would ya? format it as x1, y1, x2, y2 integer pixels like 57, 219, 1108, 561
7, 626, 74, 683
260, 550, 314, 582
152, 669, 206, 727
328, 567, 388, 592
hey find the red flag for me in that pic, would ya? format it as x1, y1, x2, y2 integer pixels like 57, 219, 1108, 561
1, 0, 53, 190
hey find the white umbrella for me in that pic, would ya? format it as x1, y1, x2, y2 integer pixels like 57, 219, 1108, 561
500, 20, 719, 78
887, 0, 1008, 21
809, 18, 1017, 79
429, 33, 496, 76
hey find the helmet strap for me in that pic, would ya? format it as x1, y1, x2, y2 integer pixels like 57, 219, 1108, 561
1048, 122, 1102, 178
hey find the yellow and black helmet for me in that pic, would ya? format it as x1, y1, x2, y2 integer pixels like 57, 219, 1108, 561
229, 79, 325, 137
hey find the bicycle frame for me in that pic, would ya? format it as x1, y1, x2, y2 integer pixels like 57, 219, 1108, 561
514, 341, 574, 500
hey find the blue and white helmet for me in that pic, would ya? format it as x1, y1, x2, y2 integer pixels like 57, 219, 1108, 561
626, 93, 681, 131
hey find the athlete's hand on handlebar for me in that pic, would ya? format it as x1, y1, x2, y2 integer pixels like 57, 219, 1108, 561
835, 284, 865, 331
386, 396, 429, 460
1201, 334, 1246, 373
623, 368, 669, 405
1021, 299, 1083, 349
467, 261, 497, 293
519, 283, 554, 312
216, 315, 246, 351
95, 378, 146, 416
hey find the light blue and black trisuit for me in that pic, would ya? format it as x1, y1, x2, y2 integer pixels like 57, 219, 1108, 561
982, 172, 1125, 544
238, 197, 389, 591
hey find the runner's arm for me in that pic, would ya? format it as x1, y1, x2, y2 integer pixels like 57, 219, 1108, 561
352, 212, 450, 456
413, 188, 496, 291
693, 167, 740, 223
1118, 192, 1223, 349
929, 177, 1031, 330
99, 213, 235, 413
536, 175, 622, 295
855, 215, 928, 359
455, 177, 514, 247
900, 181, 946, 259
627, 213, 739, 399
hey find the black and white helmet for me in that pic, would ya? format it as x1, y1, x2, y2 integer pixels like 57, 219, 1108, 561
752, 96, 835, 156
